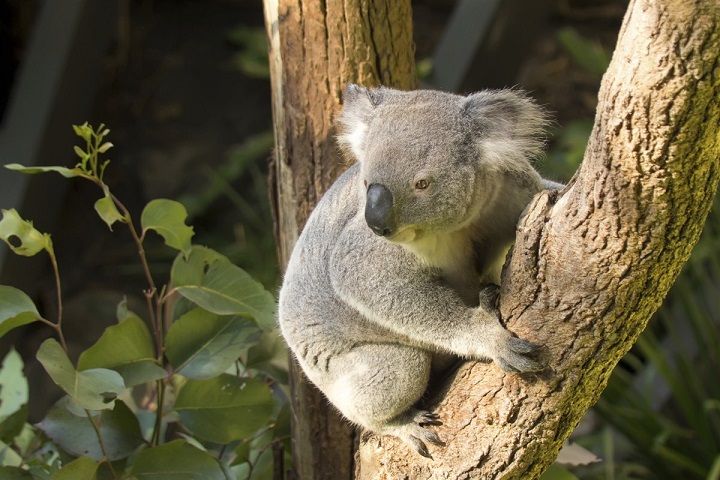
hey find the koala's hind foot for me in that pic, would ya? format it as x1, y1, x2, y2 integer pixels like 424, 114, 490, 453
378, 409, 444, 459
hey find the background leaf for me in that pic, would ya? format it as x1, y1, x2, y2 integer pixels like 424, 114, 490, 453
141, 199, 194, 256
77, 314, 165, 387
244, 330, 289, 385
50, 456, 98, 480
130, 440, 230, 480
4, 164, 85, 179
165, 308, 262, 379
0, 466, 33, 479
37, 339, 125, 410
0, 286, 42, 339
0, 349, 28, 420
0, 209, 51, 257
171, 246, 276, 330
37, 397, 142, 461
174, 375, 274, 444
93, 193, 125, 231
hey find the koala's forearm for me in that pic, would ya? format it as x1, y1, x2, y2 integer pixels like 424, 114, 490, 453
329, 240, 498, 358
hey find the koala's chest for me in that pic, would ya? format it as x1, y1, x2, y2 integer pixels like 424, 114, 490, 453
406, 230, 483, 305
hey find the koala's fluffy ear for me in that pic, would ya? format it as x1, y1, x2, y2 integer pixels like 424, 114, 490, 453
336, 84, 385, 161
462, 90, 549, 164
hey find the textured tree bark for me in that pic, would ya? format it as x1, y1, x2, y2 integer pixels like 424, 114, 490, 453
356, 0, 720, 478
262, 1, 416, 478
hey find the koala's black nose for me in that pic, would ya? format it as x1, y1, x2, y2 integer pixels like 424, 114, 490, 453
365, 183, 395, 237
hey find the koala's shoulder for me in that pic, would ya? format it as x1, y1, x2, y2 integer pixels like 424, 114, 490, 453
297, 164, 362, 244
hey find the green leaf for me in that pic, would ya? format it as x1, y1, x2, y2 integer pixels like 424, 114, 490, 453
77, 314, 165, 387
0, 286, 42, 339
171, 246, 276, 331
50, 456, 98, 480
93, 193, 125, 231
165, 308, 262, 380
37, 397, 142, 461
556, 27, 611, 77
174, 374, 274, 444
0, 466, 32, 479
245, 330, 289, 384
0, 438, 23, 467
36, 339, 125, 410
0, 209, 51, 257
72, 123, 93, 143
0, 349, 28, 419
97, 142, 113, 154
130, 440, 230, 480
4, 164, 86, 179
0, 406, 27, 443
141, 199, 194, 257
539, 464, 580, 480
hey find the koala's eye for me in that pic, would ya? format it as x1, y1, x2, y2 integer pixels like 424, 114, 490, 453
415, 179, 429, 190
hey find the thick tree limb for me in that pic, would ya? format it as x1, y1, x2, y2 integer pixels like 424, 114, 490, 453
263, 1, 416, 478
356, 0, 720, 477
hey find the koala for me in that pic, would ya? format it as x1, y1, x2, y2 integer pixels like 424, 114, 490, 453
278, 85, 559, 457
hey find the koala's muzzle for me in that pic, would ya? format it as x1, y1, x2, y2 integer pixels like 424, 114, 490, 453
365, 183, 395, 237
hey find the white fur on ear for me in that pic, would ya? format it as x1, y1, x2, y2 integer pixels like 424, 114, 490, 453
342, 119, 368, 161
336, 84, 379, 162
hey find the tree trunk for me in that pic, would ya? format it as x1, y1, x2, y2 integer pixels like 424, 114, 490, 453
262, 1, 416, 478
356, 0, 720, 478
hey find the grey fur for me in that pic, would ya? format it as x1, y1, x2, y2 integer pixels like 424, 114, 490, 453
278, 85, 558, 456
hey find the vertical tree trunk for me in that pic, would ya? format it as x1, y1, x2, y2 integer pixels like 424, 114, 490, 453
263, 1, 416, 478
356, 0, 720, 477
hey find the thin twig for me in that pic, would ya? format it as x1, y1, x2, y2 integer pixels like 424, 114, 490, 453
47, 249, 68, 352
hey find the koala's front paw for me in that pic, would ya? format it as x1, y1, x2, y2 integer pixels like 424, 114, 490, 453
494, 334, 544, 373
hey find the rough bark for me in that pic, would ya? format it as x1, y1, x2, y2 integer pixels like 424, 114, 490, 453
263, 1, 416, 478
356, 0, 720, 478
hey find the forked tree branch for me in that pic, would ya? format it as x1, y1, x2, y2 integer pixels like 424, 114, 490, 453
356, 0, 720, 477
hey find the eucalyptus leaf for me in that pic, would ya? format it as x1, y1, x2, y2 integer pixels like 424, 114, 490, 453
72, 123, 93, 142
37, 397, 142, 461
77, 315, 165, 387
0, 285, 42, 339
0, 209, 51, 257
0, 466, 31, 479
165, 308, 262, 379
0, 406, 27, 443
0, 349, 29, 419
174, 375, 274, 444
37, 339, 125, 410
0, 438, 23, 467
4, 163, 86, 179
94, 194, 125, 231
245, 330, 289, 384
50, 456, 98, 480
141, 199, 194, 257
171, 246, 276, 331
130, 440, 230, 480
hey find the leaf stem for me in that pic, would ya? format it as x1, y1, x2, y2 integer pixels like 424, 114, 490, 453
152, 379, 166, 446
46, 248, 68, 352
85, 409, 118, 478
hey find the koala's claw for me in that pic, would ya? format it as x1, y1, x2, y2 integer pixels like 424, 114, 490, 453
495, 336, 545, 373
397, 409, 444, 458
415, 411, 442, 427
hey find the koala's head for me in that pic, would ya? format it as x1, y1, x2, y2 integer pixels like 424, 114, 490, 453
336, 85, 547, 243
